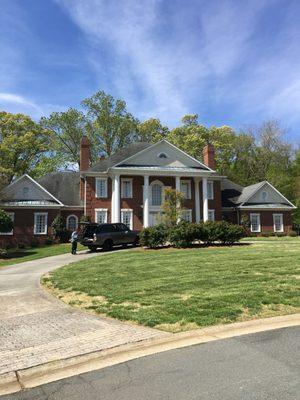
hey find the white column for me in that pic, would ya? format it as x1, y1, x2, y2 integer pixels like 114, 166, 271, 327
194, 178, 200, 223
175, 176, 181, 192
202, 177, 209, 222
143, 175, 149, 228
111, 176, 115, 222
114, 174, 120, 222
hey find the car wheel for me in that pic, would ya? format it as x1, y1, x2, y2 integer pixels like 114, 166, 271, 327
88, 246, 97, 252
102, 239, 113, 251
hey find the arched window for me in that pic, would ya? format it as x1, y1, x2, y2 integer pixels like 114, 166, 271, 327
158, 152, 168, 159
66, 215, 78, 231
151, 180, 163, 206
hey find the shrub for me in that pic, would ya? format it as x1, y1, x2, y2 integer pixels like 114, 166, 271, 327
17, 243, 26, 249
275, 232, 286, 237
80, 215, 91, 224
30, 240, 39, 248
218, 221, 246, 245
289, 230, 297, 237
0, 209, 13, 233
0, 248, 8, 258
168, 221, 199, 248
193, 221, 246, 245
45, 238, 53, 245
200, 221, 223, 244
139, 225, 168, 248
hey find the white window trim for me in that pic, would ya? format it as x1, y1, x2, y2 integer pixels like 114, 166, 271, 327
250, 213, 261, 233
66, 214, 78, 231
0, 212, 14, 235
149, 180, 164, 207
182, 209, 192, 222
95, 177, 108, 198
181, 180, 191, 199
207, 181, 214, 200
121, 178, 133, 198
121, 208, 133, 230
273, 213, 284, 233
208, 209, 215, 221
34, 212, 48, 235
95, 208, 108, 224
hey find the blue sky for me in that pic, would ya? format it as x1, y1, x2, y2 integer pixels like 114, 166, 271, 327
1, 0, 300, 144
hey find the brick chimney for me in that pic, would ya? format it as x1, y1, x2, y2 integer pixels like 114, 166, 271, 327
203, 144, 216, 170
80, 136, 90, 201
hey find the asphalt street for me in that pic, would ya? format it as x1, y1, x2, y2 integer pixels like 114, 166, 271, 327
2, 326, 299, 400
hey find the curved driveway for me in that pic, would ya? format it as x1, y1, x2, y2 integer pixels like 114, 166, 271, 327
0, 250, 165, 375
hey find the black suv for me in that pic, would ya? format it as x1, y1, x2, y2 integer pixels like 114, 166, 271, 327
81, 223, 139, 251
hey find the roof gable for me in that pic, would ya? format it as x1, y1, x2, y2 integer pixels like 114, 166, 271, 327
0, 174, 63, 205
115, 140, 211, 171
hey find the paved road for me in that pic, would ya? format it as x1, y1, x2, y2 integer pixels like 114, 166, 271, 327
2, 327, 299, 400
0, 249, 164, 375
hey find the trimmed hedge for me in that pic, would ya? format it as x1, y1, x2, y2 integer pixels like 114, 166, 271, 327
139, 224, 168, 249
140, 221, 247, 249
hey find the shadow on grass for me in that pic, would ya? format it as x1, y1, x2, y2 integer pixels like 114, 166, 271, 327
3, 250, 38, 260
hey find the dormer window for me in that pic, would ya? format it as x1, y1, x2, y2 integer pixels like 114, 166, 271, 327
158, 152, 168, 159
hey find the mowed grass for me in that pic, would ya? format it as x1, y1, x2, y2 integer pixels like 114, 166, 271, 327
0, 243, 85, 267
44, 238, 300, 332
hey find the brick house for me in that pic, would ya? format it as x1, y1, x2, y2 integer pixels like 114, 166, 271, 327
0, 137, 296, 247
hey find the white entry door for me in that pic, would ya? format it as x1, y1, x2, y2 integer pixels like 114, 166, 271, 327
149, 211, 161, 226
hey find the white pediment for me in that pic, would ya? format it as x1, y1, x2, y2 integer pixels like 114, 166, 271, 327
244, 182, 294, 206
116, 140, 210, 170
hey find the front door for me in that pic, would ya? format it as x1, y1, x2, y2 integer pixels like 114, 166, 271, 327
149, 211, 162, 226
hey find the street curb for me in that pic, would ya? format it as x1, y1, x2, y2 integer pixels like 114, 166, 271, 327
1, 313, 299, 396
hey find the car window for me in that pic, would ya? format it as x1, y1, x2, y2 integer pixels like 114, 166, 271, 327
120, 223, 129, 231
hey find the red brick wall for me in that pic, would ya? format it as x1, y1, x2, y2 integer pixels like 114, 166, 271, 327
240, 210, 293, 234
0, 208, 84, 248
84, 175, 223, 228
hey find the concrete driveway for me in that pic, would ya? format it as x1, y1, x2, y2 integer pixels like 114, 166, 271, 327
0, 250, 165, 375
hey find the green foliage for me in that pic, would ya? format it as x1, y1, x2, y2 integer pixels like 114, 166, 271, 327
0, 248, 8, 258
139, 225, 168, 249
82, 90, 138, 156
40, 108, 94, 170
80, 215, 91, 224
51, 214, 70, 243
0, 209, 13, 233
168, 221, 199, 248
289, 231, 297, 237
161, 188, 185, 227
45, 238, 54, 245
0, 111, 50, 184
137, 118, 169, 143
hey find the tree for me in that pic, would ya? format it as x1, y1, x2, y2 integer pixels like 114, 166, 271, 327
82, 91, 138, 156
0, 112, 50, 184
161, 188, 185, 227
0, 209, 13, 233
137, 118, 169, 143
40, 108, 94, 169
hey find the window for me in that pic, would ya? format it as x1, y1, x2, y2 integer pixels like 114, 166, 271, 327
121, 209, 133, 230
95, 209, 107, 224
0, 212, 14, 235
181, 180, 191, 199
158, 152, 168, 159
273, 213, 283, 233
95, 178, 107, 198
250, 213, 261, 233
181, 209, 192, 223
151, 183, 163, 206
121, 179, 133, 198
261, 191, 268, 202
34, 213, 48, 235
208, 209, 215, 221
207, 181, 214, 200
66, 215, 78, 231
22, 187, 29, 197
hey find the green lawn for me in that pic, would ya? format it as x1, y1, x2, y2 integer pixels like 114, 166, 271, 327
43, 238, 300, 332
0, 243, 85, 267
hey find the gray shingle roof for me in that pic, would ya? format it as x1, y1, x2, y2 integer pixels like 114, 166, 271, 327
86, 142, 152, 172
38, 172, 82, 206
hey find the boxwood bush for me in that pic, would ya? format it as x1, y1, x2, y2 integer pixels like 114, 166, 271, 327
140, 221, 247, 249
139, 224, 168, 248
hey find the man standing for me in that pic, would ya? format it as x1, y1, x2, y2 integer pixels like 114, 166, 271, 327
70, 228, 80, 255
